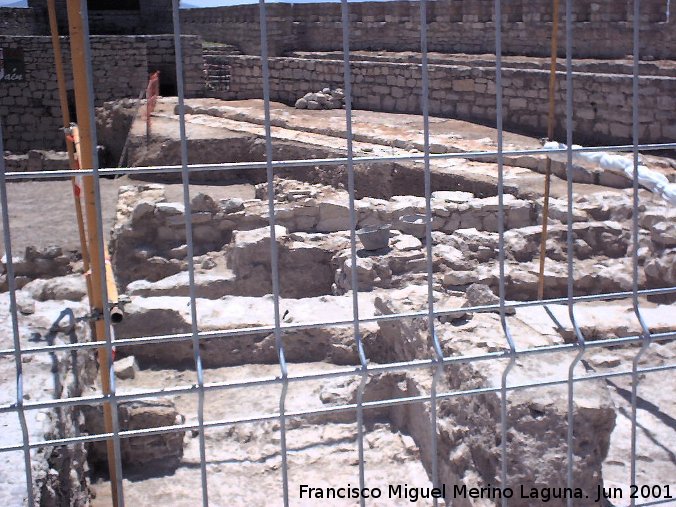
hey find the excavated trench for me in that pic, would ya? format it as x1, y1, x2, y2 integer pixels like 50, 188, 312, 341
67, 98, 676, 504
121, 132, 506, 201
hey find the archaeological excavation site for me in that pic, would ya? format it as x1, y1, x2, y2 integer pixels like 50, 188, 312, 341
1, 0, 675, 506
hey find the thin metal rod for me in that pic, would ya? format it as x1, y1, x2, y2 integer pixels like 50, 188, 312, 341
1, 362, 673, 455
1, 329, 674, 418
562, 1, 587, 502
80, 1, 126, 502
0, 286, 673, 360
0, 121, 35, 506
171, 2, 209, 505
537, 0, 561, 300
339, 2, 368, 503
419, 0, 444, 501
629, 2, 654, 502
258, 2, 289, 504
4, 142, 675, 181
494, 2, 518, 503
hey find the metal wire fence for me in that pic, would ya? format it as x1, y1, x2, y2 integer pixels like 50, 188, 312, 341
0, 0, 675, 506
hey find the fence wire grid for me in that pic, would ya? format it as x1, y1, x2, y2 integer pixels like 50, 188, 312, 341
1, 0, 675, 506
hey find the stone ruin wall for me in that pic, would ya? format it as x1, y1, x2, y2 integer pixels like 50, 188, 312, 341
179, 0, 676, 59
0, 7, 37, 35
2, 0, 675, 152
0, 35, 203, 153
221, 55, 676, 145
9, 0, 174, 36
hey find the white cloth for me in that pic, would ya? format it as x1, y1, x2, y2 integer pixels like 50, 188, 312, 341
544, 142, 676, 205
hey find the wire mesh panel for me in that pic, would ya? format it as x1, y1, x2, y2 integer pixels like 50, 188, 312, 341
0, 0, 675, 506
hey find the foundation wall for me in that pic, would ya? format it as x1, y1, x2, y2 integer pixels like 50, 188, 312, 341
0, 35, 203, 153
224, 56, 676, 145
179, 0, 675, 59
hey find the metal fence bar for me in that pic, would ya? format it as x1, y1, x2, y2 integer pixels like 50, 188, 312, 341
4, 142, 676, 182
171, 1, 209, 504
339, 2, 369, 504
258, 2, 290, 503
1, 361, 673, 456
6, 287, 675, 351
494, 2, 518, 503
629, 2, 655, 503
0, 121, 35, 505
418, 2, 444, 502
1, 330, 674, 420
0, 290, 673, 361
78, 0, 125, 502
563, 2, 588, 503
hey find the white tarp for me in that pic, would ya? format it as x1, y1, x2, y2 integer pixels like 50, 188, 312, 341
544, 142, 676, 205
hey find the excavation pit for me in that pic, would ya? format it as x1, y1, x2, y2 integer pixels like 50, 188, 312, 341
1, 97, 674, 506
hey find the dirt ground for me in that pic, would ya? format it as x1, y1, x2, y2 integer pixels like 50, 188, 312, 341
0, 177, 254, 254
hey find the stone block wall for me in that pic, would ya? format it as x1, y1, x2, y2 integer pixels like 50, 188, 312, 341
180, 4, 296, 57
224, 55, 676, 145
144, 35, 204, 97
25, 0, 174, 36
0, 36, 146, 152
0, 7, 37, 35
0, 35, 203, 153
180, 0, 675, 59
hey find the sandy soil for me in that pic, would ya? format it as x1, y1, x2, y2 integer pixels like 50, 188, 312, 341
89, 363, 433, 507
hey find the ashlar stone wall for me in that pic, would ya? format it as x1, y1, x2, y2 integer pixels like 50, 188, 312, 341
224, 55, 676, 145
180, 0, 675, 59
0, 35, 203, 152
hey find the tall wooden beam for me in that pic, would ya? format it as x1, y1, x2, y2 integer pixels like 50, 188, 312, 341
64, 2, 121, 505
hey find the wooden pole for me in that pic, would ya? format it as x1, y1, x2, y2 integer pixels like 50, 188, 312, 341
70, 127, 123, 322
46, 0, 91, 285
64, 2, 121, 505
537, 0, 561, 300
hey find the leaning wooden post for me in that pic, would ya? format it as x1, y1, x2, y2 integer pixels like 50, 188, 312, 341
46, 0, 92, 300
537, 0, 561, 300
65, 1, 121, 505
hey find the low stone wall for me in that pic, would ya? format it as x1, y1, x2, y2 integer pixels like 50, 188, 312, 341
3, 149, 69, 173
288, 51, 676, 78
109, 181, 535, 290
224, 55, 676, 145
0, 295, 96, 506
0, 35, 203, 153
376, 288, 617, 507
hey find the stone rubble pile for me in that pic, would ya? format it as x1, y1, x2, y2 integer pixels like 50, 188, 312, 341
294, 87, 345, 110
82, 399, 185, 474
643, 213, 676, 301
0, 245, 76, 290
